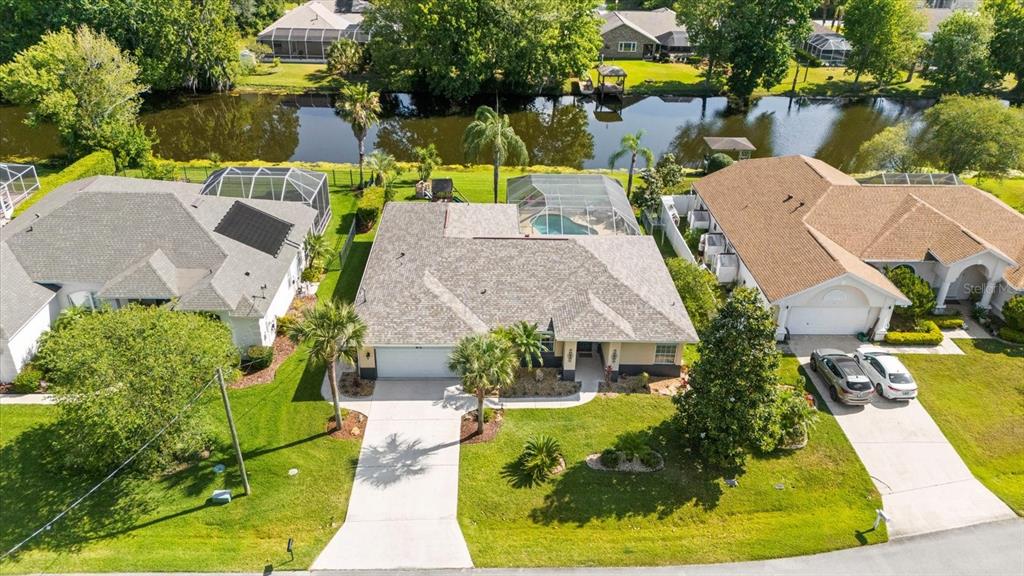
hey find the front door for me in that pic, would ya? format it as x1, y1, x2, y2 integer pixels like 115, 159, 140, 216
643, 44, 655, 58
577, 341, 595, 358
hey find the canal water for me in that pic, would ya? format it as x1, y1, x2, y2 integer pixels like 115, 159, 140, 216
0, 93, 935, 172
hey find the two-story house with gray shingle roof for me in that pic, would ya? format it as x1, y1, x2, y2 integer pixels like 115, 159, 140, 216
353, 201, 698, 381
0, 176, 316, 382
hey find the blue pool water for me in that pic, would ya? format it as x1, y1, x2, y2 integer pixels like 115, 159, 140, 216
531, 214, 597, 235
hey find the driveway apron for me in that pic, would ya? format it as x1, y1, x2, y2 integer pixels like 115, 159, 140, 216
312, 379, 474, 570
788, 336, 1015, 538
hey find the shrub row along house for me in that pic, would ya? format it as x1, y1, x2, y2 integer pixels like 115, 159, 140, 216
0, 175, 317, 381
353, 175, 697, 381
685, 155, 1024, 340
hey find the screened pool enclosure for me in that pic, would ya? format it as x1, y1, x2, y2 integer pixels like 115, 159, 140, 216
804, 32, 851, 66
507, 174, 641, 236
1, 163, 39, 221
201, 167, 331, 234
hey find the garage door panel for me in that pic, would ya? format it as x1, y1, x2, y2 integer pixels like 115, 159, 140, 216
788, 307, 871, 335
375, 347, 455, 379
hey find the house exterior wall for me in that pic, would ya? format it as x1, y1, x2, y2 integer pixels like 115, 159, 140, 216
990, 281, 1021, 318
617, 341, 683, 377
0, 297, 55, 382
601, 25, 653, 59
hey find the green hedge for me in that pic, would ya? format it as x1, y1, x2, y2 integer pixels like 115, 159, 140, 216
13, 150, 117, 217
11, 364, 43, 393
926, 316, 966, 330
998, 327, 1024, 344
885, 321, 943, 345
356, 186, 386, 230
245, 345, 274, 371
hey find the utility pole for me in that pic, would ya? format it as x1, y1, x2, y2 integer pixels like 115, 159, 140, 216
217, 368, 251, 496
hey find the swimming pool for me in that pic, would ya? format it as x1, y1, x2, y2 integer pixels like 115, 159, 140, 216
530, 214, 597, 235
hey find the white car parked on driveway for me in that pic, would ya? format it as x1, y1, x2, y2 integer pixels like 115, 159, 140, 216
854, 348, 918, 400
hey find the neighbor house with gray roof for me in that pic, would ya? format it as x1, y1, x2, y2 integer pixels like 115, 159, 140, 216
685, 155, 1024, 341
353, 200, 697, 381
599, 7, 690, 60
0, 176, 315, 382
257, 0, 369, 62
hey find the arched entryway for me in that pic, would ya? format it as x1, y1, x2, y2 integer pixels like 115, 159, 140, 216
948, 264, 989, 303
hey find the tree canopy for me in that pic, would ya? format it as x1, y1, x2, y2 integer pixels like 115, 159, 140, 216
856, 122, 917, 172
33, 305, 239, 475
925, 11, 1000, 95
885, 266, 936, 322
665, 258, 723, 335
365, 0, 602, 100
918, 95, 1024, 178
0, 26, 151, 167
230, 0, 285, 35
843, 0, 924, 85
984, 0, 1024, 93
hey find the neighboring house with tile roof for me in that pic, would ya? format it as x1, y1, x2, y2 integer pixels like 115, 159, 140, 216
599, 7, 690, 60
0, 176, 316, 382
686, 155, 1023, 340
257, 0, 369, 62
353, 202, 698, 381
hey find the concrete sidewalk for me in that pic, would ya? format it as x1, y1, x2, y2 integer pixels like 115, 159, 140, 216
311, 379, 474, 571
788, 337, 1016, 538
0, 393, 54, 405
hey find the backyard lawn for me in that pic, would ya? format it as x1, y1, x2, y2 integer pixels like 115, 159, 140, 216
900, 340, 1024, 515
236, 63, 343, 92
458, 357, 885, 567
966, 177, 1024, 214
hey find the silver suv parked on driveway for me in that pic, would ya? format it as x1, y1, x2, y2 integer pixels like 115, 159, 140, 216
810, 348, 874, 405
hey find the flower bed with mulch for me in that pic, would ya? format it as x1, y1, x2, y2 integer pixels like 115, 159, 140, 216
338, 373, 375, 397
599, 372, 688, 396
326, 410, 368, 441
585, 451, 664, 473
502, 368, 580, 398
232, 295, 316, 389
461, 409, 503, 444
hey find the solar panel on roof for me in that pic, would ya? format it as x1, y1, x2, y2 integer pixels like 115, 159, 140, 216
214, 201, 294, 257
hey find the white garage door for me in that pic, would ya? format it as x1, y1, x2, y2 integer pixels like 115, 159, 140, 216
375, 347, 456, 379
787, 307, 872, 335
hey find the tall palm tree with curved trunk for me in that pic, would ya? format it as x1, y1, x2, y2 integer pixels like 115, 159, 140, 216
463, 105, 529, 203
335, 82, 381, 189
287, 301, 367, 430
448, 333, 518, 434
609, 130, 654, 196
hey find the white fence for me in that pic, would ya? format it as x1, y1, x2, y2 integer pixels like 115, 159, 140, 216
653, 195, 698, 263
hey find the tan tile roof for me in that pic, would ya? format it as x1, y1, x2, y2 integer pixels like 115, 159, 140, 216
693, 156, 1024, 301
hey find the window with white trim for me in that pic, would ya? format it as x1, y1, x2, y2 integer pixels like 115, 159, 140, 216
618, 41, 637, 53
654, 343, 677, 364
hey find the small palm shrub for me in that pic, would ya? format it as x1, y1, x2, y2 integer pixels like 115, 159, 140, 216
521, 435, 563, 484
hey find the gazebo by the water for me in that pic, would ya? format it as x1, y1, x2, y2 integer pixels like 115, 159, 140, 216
702, 136, 757, 160
596, 65, 627, 97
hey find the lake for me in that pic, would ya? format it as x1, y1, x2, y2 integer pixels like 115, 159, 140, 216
0, 93, 936, 172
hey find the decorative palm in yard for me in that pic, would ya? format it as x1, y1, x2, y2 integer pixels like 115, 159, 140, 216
365, 149, 398, 191
463, 105, 529, 203
609, 129, 654, 196
287, 301, 367, 430
448, 333, 518, 434
495, 321, 546, 374
303, 232, 332, 268
335, 82, 381, 188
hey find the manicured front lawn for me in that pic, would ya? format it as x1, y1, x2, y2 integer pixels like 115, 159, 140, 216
966, 177, 1024, 214
900, 340, 1024, 515
458, 357, 884, 567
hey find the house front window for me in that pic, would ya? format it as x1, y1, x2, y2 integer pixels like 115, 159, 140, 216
618, 41, 637, 53
539, 332, 555, 352
654, 343, 677, 364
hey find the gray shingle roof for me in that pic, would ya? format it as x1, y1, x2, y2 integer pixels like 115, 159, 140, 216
2, 176, 315, 322
0, 243, 56, 340
355, 203, 697, 346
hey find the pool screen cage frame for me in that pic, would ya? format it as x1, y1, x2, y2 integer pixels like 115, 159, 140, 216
201, 167, 332, 234
507, 174, 642, 236
0, 163, 40, 220
804, 33, 852, 66
257, 26, 369, 62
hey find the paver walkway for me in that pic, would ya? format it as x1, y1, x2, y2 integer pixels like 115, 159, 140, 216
788, 336, 1016, 538
312, 379, 475, 570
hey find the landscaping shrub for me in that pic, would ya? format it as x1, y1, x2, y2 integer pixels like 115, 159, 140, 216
276, 313, 301, 337
998, 326, 1024, 344
1003, 295, 1024, 331
11, 364, 43, 393
928, 316, 966, 330
245, 345, 274, 371
521, 435, 563, 484
639, 449, 661, 468
885, 321, 943, 345
885, 266, 936, 321
356, 186, 386, 230
301, 264, 324, 283
482, 405, 496, 423
705, 153, 734, 174
599, 448, 621, 468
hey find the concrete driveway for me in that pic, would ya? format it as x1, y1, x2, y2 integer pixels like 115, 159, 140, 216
788, 337, 1016, 538
312, 380, 475, 570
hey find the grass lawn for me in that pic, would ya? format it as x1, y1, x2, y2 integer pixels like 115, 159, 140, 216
900, 340, 1024, 515
235, 63, 388, 93
458, 357, 885, 567
966, 177, 1024, 214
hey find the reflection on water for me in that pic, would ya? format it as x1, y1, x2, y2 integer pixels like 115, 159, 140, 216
0, 93, 935, 172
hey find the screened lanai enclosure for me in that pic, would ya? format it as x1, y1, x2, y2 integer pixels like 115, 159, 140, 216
804, 32, 851, 66
508, 174, 641, 236
201, 167, 331, 234
1, 163, 39, 221
256, 1, 369, 62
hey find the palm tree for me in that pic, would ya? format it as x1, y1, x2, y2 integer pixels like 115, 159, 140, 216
303, 232, 332, 268
365, 149, 398, 190
287, 301, 367, 430
335, 82, 381, 188
463, 105, 529, 203
608, 130, 654, 197
499, 321, 546, 374
448, 333, 518, 434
